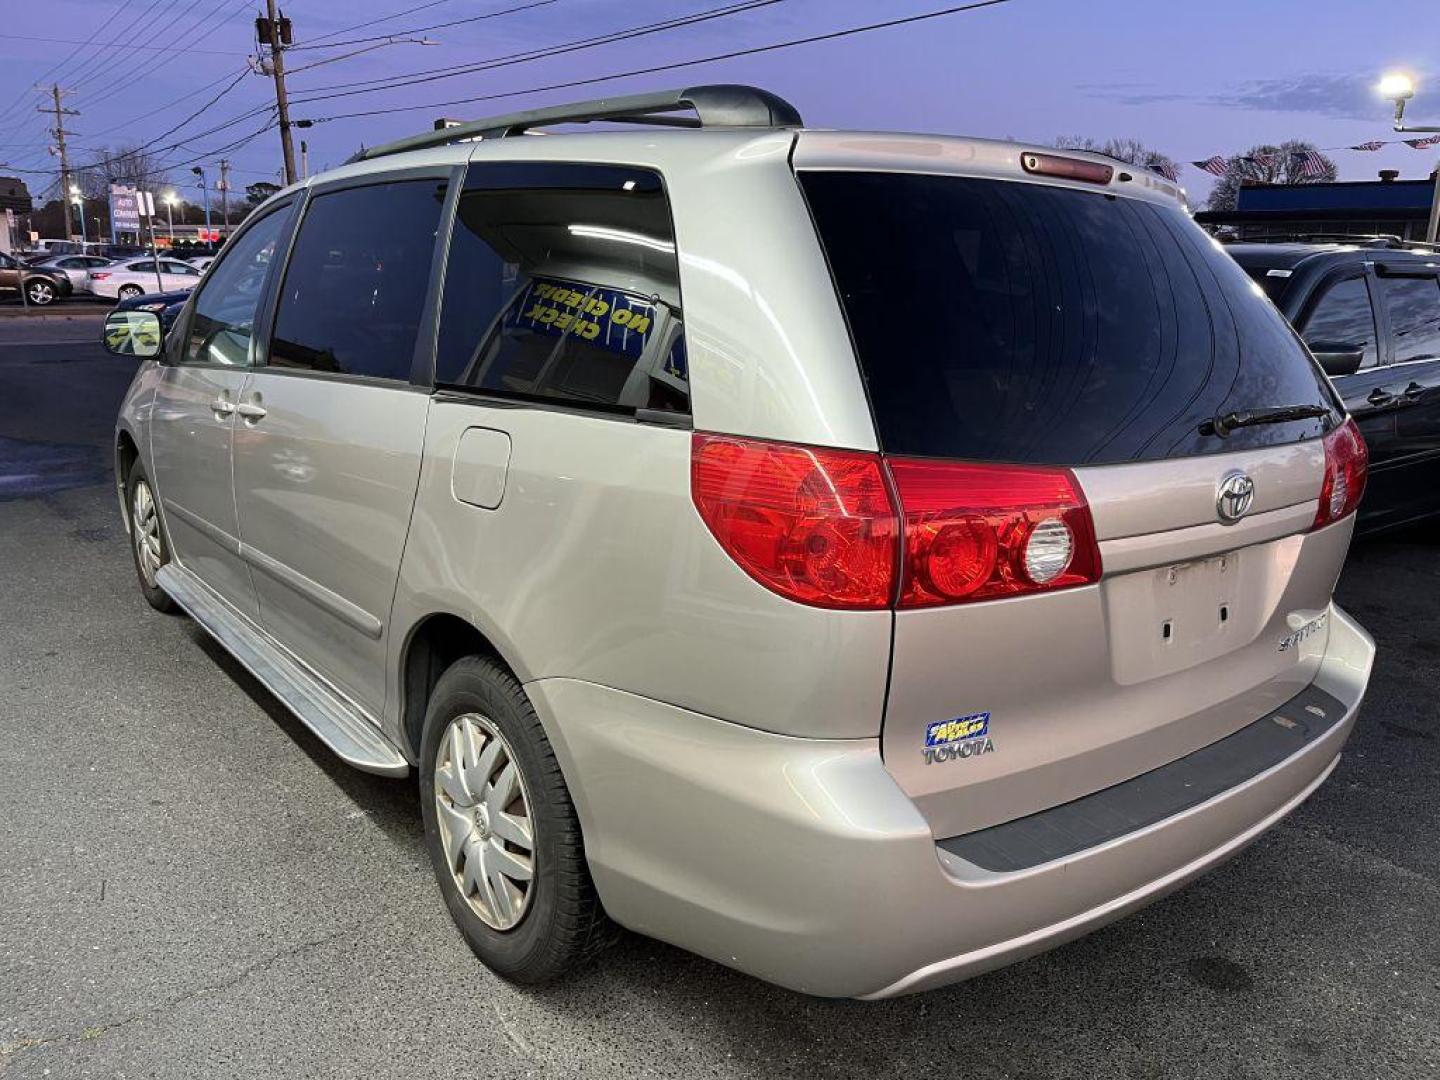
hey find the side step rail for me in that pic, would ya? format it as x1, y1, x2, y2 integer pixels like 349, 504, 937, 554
156, 563, 410, 777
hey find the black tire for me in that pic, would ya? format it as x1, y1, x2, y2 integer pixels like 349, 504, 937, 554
118, 284, 144, 300
24, 278, 56, 306
124, 461, 178, 613
419, 655, 615, 983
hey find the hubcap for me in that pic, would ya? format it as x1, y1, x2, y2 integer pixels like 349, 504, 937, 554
28, 282, 53, 303
131, 480, 163, 588
433, 713, 535, 930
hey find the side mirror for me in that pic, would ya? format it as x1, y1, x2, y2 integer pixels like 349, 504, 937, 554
1307, 340, 1364, 378
103, 309, 163, 358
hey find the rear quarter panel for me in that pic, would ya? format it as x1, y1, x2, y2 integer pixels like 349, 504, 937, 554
387, 398, 892, 741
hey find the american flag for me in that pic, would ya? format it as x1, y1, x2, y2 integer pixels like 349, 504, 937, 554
1350, 140, 1387, 151
1148, 161, 1179, 182
1192, 155, 1227, 176
1246, 152, 1280, 169
1404, 135, 1440, 149
1289, 149, 1329, 178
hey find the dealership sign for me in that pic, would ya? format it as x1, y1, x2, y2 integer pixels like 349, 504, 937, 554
109, 184, 140, 232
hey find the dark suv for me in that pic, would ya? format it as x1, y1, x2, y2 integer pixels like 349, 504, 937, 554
1228, 238, 1440, 534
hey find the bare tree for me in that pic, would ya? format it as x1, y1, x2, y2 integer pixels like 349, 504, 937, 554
1206, 141, 1337, 211
72, 145, 174, 199
1053, 135, 1180, 178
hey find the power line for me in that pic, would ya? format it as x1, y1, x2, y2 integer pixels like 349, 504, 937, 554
289, 0, 789, 104
86, 69, 242, 140
127, 70, 253, 155
70, 0, 197, 98
63, 0, 177, 95
0, 32, 247, 56
288, 0, 558, 51
304, 0, 1017, 124
301, 0, 464, 48
0, 0, 139, 127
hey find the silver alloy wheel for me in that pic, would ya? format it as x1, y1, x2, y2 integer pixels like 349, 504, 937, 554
131, 479, 163, 588
26, 280, 54, 305
433, 712, 536, 930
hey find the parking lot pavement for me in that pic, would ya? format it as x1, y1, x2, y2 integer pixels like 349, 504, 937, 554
1, 318, 1438, 1080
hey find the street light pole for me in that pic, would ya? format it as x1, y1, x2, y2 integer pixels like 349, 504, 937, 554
192, 166, 212, 237
164, 193, 175, 240
1380, 73, 1440, 244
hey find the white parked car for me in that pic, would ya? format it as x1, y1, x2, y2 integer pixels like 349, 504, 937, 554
89, 257, 202, 300
28, 254, 113, 293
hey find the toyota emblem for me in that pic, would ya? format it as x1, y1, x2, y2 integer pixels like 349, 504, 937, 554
1216, 471, 1255, 524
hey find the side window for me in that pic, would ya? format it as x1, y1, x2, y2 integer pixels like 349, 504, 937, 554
1379, 275, 1440, 363
163, 260, 200, 276
434, 163, 687, 415
1301, 276, 1379, 370
183, 207, 291, 367
269, 178, 446, 381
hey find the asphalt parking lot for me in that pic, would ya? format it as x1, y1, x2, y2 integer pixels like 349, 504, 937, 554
1, 306, 1437, 1080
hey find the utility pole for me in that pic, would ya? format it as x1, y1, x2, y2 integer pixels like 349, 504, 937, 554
218, 158, 231, 232
257, 2, 297, 185
41, 84, 80, 240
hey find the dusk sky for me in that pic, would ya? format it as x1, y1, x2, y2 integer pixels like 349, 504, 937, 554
2, 0, 1437, 206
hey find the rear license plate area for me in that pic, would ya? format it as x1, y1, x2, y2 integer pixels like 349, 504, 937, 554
1104, 550, 1263, 684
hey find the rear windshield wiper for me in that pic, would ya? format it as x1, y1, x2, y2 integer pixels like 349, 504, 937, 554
1199, 404, 1330, 437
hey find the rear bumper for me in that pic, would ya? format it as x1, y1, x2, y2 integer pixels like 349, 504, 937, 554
528, 604, 1374, 999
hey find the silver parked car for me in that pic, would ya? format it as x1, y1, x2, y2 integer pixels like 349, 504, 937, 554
104, 86, 1375, 999
27, 253, 113, 293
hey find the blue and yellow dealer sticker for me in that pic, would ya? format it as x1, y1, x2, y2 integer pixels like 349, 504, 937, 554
923, 711, 996, 765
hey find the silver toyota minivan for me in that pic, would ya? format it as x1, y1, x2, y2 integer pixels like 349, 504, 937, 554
105, 86, 1375, 999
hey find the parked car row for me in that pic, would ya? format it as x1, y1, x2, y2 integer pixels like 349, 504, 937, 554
1, 251, 211, 304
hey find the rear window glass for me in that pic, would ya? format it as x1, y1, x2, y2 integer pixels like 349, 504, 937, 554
800, 172, 1339, 465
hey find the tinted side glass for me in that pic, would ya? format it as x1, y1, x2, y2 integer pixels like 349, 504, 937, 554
800, 172, 1339, 465
434, 163, 686, 415
184, 207, 292, 367
270, 179, 446, 381
1301, 276, 1379, 369
1380, 275, 1440, 363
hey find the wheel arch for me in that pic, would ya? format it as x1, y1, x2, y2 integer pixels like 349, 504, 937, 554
399, 611, 523, 762
115, 428, 141, 533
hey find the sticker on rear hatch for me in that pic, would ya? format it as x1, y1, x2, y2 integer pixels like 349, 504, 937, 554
923, 712, 996, 765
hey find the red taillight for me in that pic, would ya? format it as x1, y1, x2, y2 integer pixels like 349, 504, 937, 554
1313, 417, 1368, 529
887, 459, 1102, 608
690, 434, 897, 610
691, 435, 1104, 610
91, 272, 111, 280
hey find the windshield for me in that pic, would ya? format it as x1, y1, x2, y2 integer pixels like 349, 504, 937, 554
799, 172, 1340, 465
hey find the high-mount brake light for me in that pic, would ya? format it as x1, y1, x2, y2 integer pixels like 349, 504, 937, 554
1020, 151, 1114, 185
1313, 417, 1368, 529
887, 459, 1102, 608
690, 434, 897, 610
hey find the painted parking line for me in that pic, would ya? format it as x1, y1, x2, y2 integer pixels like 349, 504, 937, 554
0, 339, 104, 346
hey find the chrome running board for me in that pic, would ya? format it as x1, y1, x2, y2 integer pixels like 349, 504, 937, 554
156, 563, 410, 777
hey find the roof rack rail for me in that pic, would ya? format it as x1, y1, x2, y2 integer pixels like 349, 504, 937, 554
1217, 231, 1440, 251
348, 84, 803, 164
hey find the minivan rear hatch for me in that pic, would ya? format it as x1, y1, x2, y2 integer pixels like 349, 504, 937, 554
795, 138, 1352, 840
